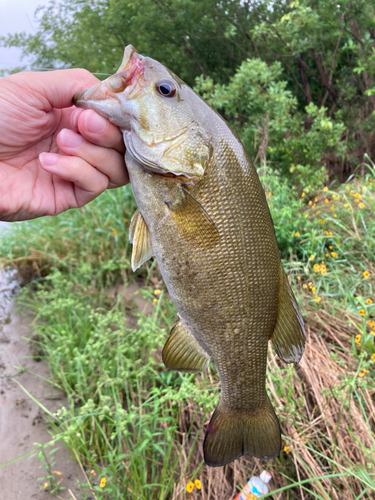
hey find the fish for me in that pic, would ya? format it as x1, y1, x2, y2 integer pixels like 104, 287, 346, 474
73, 45, 305, 467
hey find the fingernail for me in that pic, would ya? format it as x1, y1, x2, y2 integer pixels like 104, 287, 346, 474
85, 110, 106, 134
39, 153, 58, 167
71, 108, 84, 129
60, 129, 83, 148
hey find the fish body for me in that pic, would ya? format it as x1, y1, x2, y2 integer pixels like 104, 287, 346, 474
74, 46, 305, 467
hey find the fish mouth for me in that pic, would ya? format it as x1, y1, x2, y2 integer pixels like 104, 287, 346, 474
73, 45, 144, 108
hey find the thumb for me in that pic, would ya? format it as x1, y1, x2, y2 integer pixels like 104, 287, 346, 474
6, 69, 100, 111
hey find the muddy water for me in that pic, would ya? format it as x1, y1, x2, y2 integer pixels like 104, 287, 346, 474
0, 224, 85, 499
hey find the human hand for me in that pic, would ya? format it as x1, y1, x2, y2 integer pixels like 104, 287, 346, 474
0, 69, 128, 222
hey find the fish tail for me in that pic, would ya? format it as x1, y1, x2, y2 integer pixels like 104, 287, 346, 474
203, 396, 281, 467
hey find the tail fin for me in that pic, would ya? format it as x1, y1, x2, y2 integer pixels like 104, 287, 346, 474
203, 397, 281, 467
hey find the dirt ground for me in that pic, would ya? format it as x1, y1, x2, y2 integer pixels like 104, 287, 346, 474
0, 268, 86, 500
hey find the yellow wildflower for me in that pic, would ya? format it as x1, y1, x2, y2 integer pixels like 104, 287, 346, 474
186, 482, 195, 493
303, 284, 308, 289
295, 232, 300, 237
311, 287, 316, 294
345, 185, 350, 191
43, 483, 49, 490
344, 203, 349, 207
316, 210, 321, 215
313, 264, 320, 272
366, 299, 372, 305
359, 309, 365, 317
323, 187, 328, 191
329, 246, 333, 250
359, 203, 365, 208
296, 276, 301, 280
195, 479, 202, 490
359, 369, 369, 378
284, 445, 291, 453
90, 470, 97, 476
112, 228, 118, 235
330, 205, 335, 211
301, 192, 305, 198
308, 201, 312, 206
153, 298, 158, 305
309, 255, 314, 261
268, 192, 272, 197
333, 214, 337, 218
355, 334, 361, 345
314, 296, 321, 302
321, 268, 327, 275
308, 282, 313, 288
324, 199, 329, 204
331, 252, 338, 258
371, 331, 375, 336
363, 271, 370, 279
372, 354, 375, 361
314, 197, 318, 202
100, 477, 106, 488
154, 289, 161, 296
368, 320, 375, 329
325, 253, 329, 257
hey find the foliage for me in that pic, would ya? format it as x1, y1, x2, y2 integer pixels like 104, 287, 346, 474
3, 0, 375, 178
196, 59, 346, 191
0, 0, 254, 84
1, 162, 375, 498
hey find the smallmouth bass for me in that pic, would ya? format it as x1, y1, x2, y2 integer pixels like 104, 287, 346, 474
73, 46, 305, 467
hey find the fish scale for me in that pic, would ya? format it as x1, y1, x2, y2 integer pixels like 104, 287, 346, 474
73, 44, 305, 467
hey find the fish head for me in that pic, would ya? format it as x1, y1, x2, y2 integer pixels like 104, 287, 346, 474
74, 45, 212, 179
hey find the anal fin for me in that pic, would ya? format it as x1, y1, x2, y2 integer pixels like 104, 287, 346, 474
271, 265, 306, 364
162, 319, 210, 373
129, 209, 153, 272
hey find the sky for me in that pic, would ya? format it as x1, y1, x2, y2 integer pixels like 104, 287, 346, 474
0, 0, 50, 72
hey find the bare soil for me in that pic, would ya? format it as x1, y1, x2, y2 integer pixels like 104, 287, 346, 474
0, 271, 85, 500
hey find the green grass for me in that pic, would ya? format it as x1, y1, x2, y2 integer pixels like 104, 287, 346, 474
1, 162, 374, 499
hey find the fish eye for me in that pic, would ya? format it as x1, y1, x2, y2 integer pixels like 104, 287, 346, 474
156, 79, 177, 98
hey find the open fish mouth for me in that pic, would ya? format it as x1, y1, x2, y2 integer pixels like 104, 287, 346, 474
73, 45, 144, 107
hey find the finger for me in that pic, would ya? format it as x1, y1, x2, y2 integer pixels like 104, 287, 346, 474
39, 152, 109, 207
39, 69, 100, 109
56, 128, 129, 188
70, 108, 84, 131
73, 109, 125, 155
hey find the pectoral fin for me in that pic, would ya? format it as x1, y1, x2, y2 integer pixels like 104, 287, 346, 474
166, 187, 220, 248
129, 209, 153, 272
271, 266, 306, 363
162, 319, 210, 373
